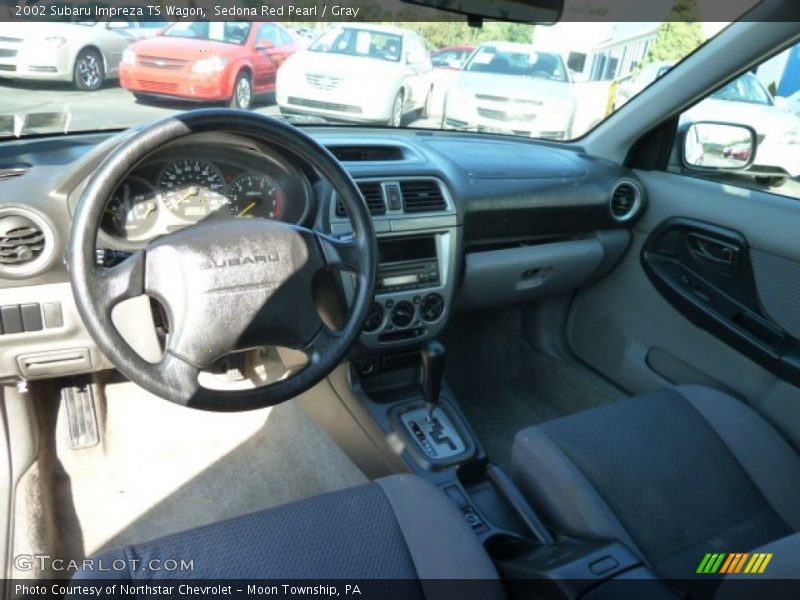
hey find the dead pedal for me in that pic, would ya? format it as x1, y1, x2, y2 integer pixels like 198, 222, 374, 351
62, 382, 100, 450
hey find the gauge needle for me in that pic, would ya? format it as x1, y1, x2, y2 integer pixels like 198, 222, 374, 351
236, 201, 257, 218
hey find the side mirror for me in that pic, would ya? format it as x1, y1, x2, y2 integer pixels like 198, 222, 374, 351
682, 122, 757, 171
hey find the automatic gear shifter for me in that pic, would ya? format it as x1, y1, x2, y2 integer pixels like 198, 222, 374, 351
421, 340, 446, 421
398, 340, 467, 463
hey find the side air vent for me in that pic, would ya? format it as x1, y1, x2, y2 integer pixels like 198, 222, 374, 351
609, 180, 642, 222
0, 209, 53, 277
335, 182, 387, 217
327, 145, 405, 162
0, 164, 31, 181
400, 180, 447, 213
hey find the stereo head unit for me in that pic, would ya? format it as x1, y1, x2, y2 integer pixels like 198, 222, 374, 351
376, 236, 439, 292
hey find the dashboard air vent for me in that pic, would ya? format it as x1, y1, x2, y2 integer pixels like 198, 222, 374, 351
0, 213, 46, 267
336, 182, 386, 217
400, 180, 447, 213
609, 181, 641, 222
327, 145, 405, 162
0, 164, 30, 181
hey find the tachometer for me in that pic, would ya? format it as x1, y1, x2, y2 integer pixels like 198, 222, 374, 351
158, 159, 228, 220
102, 176, 158, 239
227, 173, 285, 220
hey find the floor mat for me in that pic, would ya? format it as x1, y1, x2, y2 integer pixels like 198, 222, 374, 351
443, 307, 622, 469
16, 381, 366, 574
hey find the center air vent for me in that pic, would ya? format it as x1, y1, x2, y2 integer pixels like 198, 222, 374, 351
0, 209, 52, 277
400, 180, 447, 213
335, 182, 387, 217
609, 180, 641, 222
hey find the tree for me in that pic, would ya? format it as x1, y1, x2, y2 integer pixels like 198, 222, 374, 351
641, 0, 705, 68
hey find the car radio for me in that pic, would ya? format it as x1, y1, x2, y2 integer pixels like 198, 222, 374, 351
376, 236, 440, 292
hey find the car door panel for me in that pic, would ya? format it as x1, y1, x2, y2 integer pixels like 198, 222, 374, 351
567, 170, 800, 445
641, 217, 800, 387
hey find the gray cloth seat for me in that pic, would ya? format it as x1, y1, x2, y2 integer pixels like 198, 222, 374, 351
511, 385, 800, 580
72, 474, 504, 597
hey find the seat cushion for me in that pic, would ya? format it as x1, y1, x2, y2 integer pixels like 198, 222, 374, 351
511, 386, 800, 579
73, 474, 504, 598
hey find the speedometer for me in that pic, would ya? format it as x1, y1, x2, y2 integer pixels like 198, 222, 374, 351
227, 173, 285, 220
157, 159, 228, 220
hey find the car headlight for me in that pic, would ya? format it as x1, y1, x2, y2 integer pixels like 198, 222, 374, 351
191, 56, 228, 75
780, 126, 800, 145
445, 85, 471, 110
546, 98, 575, 118
122, 48, 136, 66
40, 36, 66, 49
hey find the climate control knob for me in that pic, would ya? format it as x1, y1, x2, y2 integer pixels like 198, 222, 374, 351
363, 302, 384, 333
391, 300, 415, 328
420, 293, 445, 322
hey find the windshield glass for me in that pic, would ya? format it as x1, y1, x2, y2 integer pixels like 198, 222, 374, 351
465, 46, 568, 82
163, 22, 252, 45
309, 27, 404, 62
0, 18, 739, 140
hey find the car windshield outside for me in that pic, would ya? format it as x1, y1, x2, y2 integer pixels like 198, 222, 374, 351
309, 27, 404, 62
163, 21, 252, 45
465, 46, 568, 82
3, 17, 798, 149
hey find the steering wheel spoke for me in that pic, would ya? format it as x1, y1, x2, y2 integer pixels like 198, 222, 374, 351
92, 250, 146, 316
155, 351, 202, 405
316, 232, 364, 273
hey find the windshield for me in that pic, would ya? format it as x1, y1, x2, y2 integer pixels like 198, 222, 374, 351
465, 46, 567, 82
163, 22, 251, 45
309, 27, 404, 62
0, 19, 736, 140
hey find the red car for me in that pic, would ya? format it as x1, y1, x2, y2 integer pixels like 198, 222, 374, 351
431, 45, 475, 70
120, 22, 300, 109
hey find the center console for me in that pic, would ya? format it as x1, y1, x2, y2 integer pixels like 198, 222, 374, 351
329, 176, 458, 348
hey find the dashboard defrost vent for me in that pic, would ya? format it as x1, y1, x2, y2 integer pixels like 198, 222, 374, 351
327, 145, 405, 162
336, 181, 386, 217
0, 213, 46, 267
609, 180, 641, 222
400, 180, 447, 213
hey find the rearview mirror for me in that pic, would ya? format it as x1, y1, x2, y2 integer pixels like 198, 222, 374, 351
401, 0, 562, 24
682, 122, 756, 171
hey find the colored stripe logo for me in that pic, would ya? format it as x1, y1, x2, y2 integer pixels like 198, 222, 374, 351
696, 552, 773, 574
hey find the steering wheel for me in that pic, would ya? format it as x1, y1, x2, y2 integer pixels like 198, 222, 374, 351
69, 110, 376, 411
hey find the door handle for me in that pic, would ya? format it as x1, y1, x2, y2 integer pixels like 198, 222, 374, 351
687, 233, 740, 273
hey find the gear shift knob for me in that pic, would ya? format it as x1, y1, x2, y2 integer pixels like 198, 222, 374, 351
421, 340, 446, 421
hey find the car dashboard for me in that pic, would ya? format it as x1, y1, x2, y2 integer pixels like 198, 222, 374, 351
0, 123, 645, 384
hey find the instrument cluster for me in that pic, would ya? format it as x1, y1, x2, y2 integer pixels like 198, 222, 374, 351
101, 149, 311, 244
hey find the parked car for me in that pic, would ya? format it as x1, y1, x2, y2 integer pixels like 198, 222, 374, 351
443, 42, 577, 139
276, 24, 434, 126
431, 45, 475, 70
0, 21, 165, 91
120, 22, 300, 109
614, 60, 674, 109
683, 72, 800, 186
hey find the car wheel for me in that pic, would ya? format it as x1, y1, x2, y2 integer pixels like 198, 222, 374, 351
230, 72, 253, 110
388, 91, 404, 127
73, 49, 104, 91
755, 175, 789, 188
420, 88, 433, 119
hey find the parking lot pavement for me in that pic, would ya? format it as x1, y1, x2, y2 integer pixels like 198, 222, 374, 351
0, 78, 439, 133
